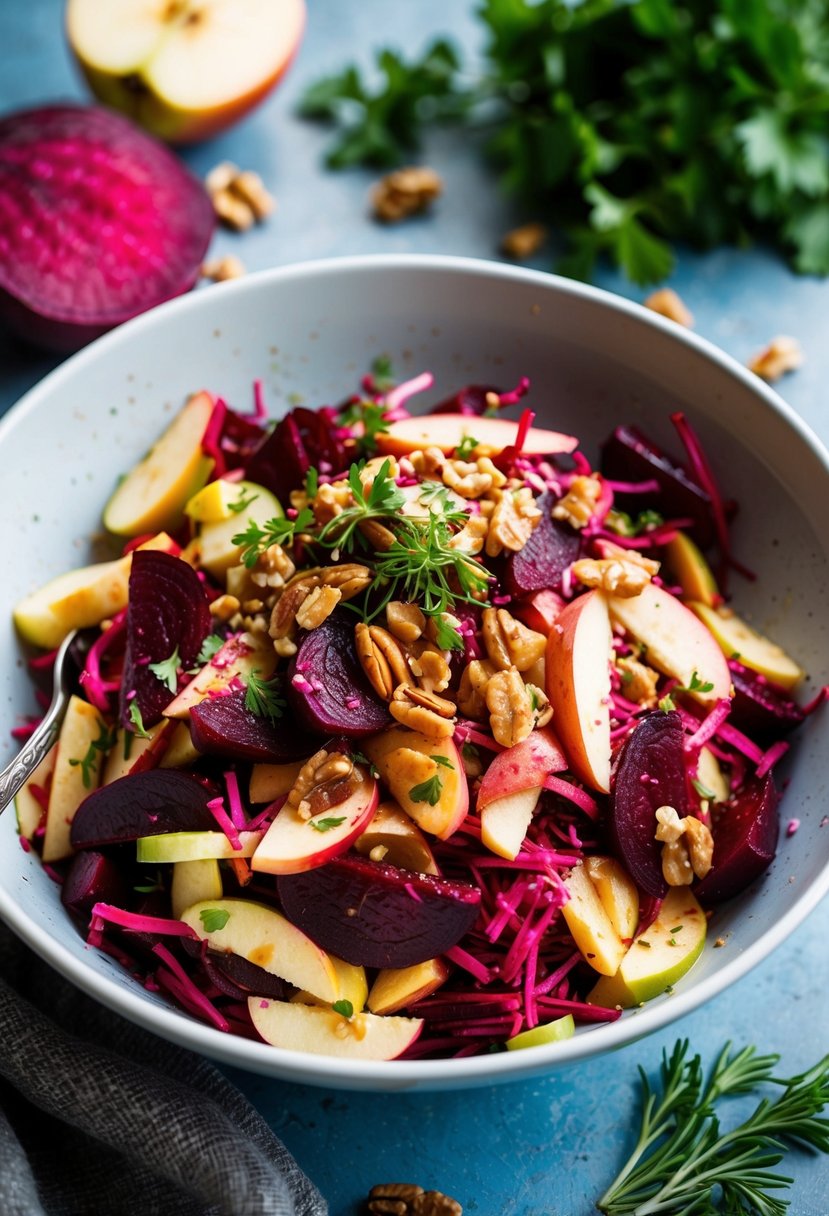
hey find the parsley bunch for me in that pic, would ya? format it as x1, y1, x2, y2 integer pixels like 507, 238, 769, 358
301, 0, 829, 283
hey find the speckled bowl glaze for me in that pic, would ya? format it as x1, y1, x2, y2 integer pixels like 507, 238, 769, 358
1, 255, 827, 1091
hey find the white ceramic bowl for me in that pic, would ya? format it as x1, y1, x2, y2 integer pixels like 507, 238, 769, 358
1, 255, 827, 1092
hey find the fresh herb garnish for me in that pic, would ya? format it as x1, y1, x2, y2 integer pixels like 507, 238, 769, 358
128, 701, 151, 740
606, 508, 666, 538
232, 508, 314, 568
133, 869, 164, 895
430, 612, 465, 652
658, 694, 676, 713
309, 816, 347, 833
338, 399, 392, 457
598, 1040, 829, 1214
332, 999, 354, 1018
455, 434, 480, 460
69, 718, 117, 788
316, 459, 407, 553
676, 670, 716, 695
373, 512, 490, 618
148, 645, 181, 694
194, 634, 224, 668
304, 466, 319, 499
243, 670, 286, 722
692, 778, 717, 800
228, 488, 259, 514
431, 754, 453, 769
199, 908, 230, 933
409, 774, 444, 806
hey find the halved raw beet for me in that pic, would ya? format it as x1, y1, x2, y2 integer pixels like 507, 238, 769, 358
61, 850, 128, 918
189, 687, 318, 763
0, 105, 214, 351
120, 550, 212, 730
277, 854, 481, 968
729, 663, 806, 744
694, 774, 780, 904
506, 492, 580, 596
287, 611, 390, 738
245, 407, 347, 501
610, 710, 689, 898
600, 424, 715, 547
70, 770, 218, 849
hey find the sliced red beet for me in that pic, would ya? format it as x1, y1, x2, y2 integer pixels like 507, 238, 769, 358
206, 952, 292, 1001
61, 850, 128, 918
505, 492, 581, 596
429, 384, 503, 416
729, 663, 806, 744
277, 854, 481, 968
70, 771, 218, 849
694, 774, 780, 904
287, 612, 391, 738
0, 105, 214, 351
610, 710, 690, 898
245, 407, 347, 501
600, 424, 715, 547
189, 687, 318, 763
120, 550, 212, 730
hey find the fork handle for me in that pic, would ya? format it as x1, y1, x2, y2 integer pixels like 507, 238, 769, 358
0, 694, 67, 815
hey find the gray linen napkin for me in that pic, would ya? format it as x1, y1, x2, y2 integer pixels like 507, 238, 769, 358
0, 924, 328, 1216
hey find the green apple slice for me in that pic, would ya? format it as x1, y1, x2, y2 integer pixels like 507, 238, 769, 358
171, 858, 222, 920
249, 999, 423, 1060
583, 855, 639, 941
663, 533, 719, 606
587, 888, 707, 1009
689, 601, 804, 690
137, 830, 262, 864
506, 1014, 575, 1051
198, 480, 283, 579
103, 391, 214, 536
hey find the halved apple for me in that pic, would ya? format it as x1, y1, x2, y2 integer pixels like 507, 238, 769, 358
367, 957, 450, 1015
688, 602, 804, 691
165, 632, 275, 718
561, 863, 627, 976
14, 745, 55, 839
251, 770, 378, 875
43, 696, 105, 863
67, 0, 306, 145
170, 858, 222, 919
376, 413, 578, 459
363, 729, 468, 839
583, 855, 639, 941
198, 481, 283, 580
180, 898, 341, 1002
545, 590, 613, 793
608, 583, 731, 704
249, 760, 305, 803
587, 888, 707, 1009
506, 1014, 574, 1051
103, 391, 214, 536
248, 998, 422, 1061
353, 800, 439, 874
137, 829, 263, 864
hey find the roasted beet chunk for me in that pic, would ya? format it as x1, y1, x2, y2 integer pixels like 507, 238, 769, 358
245, 407, 347, 501
189, 687, 318, 762
695, 774, 780, 904
505, 492, 580, 596
286, 611, 390, 738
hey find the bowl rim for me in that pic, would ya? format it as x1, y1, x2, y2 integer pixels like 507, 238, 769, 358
2, 252, 828, 1088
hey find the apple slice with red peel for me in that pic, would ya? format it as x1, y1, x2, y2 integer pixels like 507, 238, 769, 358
514, 588, 566, 637
251, 770, 379, 875
67, 0, 306, 145
545, 590, 613, 794
165, 632, 275, 718
477, 727, 568, 859
354, 801, 439, 874
376, 413, 577, 459
367, 958, 451, 1015
607, 583, 731, 705
481, 788, 541, 861
249, 999, 422, 1061
363, 728, 468, 840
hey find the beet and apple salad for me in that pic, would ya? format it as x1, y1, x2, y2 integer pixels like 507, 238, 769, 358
12, 363, 824, 1061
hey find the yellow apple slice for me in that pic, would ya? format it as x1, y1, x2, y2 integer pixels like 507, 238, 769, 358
545, 589, 613, 793
368, 958, 450, 1015
102, 721, 168, 784
561, 863, 627, 976
198, 481, 283, 579
165, 632, 275, 718
688, 602, 804, 690
180, 898, 340, 1002
481, 788, 541, 861
171, 858, 223, 919
248, 999, 423, 1061
663, 533, 719, 606
103, 391, 214, 536
43, 696, 106, 863
159, 721, 202, 768
354, 801, 439, 874
185, 479, 246, 524
249, 760, 305, 803
608, 582, 731, 704
587, 888, 707, 1009
583, 856, 639, 941
251, 773, 379, 875
362, 729, 468, 840
696, 746, 730, 804
14, 745, 56, 839
506, 1014, 574, 1051
376, 413, 577, 459
292, 957, 368, 1014
137, 830, 263, 864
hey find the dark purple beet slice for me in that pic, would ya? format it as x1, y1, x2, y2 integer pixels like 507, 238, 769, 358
245, 407, 347, 501
206, 952, 292, 1001
600, 424, 715, 547
694, 774, 780, 904
505, 492, 581, 596
277, 854, 481, 968
429, 384, 502, 416
189, 688, 318, 762
70, 771, 218, 849
61, 850, 128, 917
611, 710, 690, 898
287, 611, 391, 738
0, 105, 214, 351
729, 663, 806, 744
120, 550, 212, 729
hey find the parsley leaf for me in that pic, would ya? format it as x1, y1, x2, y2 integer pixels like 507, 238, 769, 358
148, 646, 181, 694
310, 816, 347, 833
233, 509, 313, 569
244, 671, 285, 722
332, 999, 354, 1018
194, 634, 224, 667
658, 694, 676, 713
228, 488, 260, 514
128, 701, 151, 739
409, 774, 443, 806
692, 777, 717, 800
677, 670, 715, 695
199, 908, 230, 932
455, 434, 480, 460
431, 754, 453, 769
69, 718, 116, 789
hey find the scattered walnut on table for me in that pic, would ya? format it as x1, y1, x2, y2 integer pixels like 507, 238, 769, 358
500, 221, 548, 260
200, 255, 246, 282
371, 166, 442, 223
747, 335, 803, 382
205, 161, 275, 229
644, 287, 694, 328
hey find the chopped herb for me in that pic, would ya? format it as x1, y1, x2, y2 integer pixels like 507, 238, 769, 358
454, 434, 480, 460
194, 634, 224, 668
637, 940, 652, 949
133, 869, 164, 895
148, 645, 181, 694
228, 488, 260, 514
128, 701, 151, 740
668, 937, 678, 947
692, 778, 717, 800
431, 754, 453, 769
243, 670, 286, 722
430, 612, 465, 652
332, 998, 354, 1018
409, 774, 443, 806
418, 481, 459, 512
371, 354, 395, 392
658, 694, 676, 713
462, 743, 480, 763
199, 908, 230, 933
69, 718, 117, 788
316, 459, 406, 555
337, 399, 391, 457
350, 750, 370, 767
233, 508, 314, 568
670, 926, 684, 934
677, 670, 715, 695
305, 466, 319, 499
619, 668, 634, 685
309, 816, 347, 833
528, 686, 540, 713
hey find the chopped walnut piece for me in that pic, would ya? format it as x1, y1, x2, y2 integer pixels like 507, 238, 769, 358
683, 814, 714, 878
748, 335, 803, 382
287, 748, 354, 816
501, 222, 548, 260
616, 656, 660, 706
527, 682, 553, 727
552, 475, 602, 530
409, 447, 445, 479
655, 805, 714, 884
312, 481, 351, 525
654, 804, 685, 843
321, 563, 373, 600
457, 658, 496, 721
487, 667, 534, 748
355, 623, 396, 701
358, 518, 397, 551
441, 458, 494, 499
485, 487, 542, 556
209, 594, 240, 622
572, 554, 655, 597
661, 837, 694, 886
409, 647, 451, 694
371, 166, 442, 223
482, 607, 546, 672
644, 288, 694, 328
390, 685, 456, 738
200, 255, 246, 282
386, 601, 426, 644
447, 514, 489, 556
206, 162, 275, 229
268, 575, 320, 639
295, 584, 341, 630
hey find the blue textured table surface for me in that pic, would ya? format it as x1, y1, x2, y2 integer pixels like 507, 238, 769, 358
2, 4, 828, 1214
